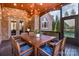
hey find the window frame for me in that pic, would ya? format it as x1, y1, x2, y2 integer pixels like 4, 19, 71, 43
41, 17, 49, 30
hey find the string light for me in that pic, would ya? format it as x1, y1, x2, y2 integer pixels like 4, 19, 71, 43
30, 3, 34, 8
21, 4, 23, 7
30, 5, 33, 8
14, 3, 17, 6
40, 3, 43, 5
53, 8, 56, 10
37, 8, 40, 11
31, 10, 33, 12
31, 12, 33, 15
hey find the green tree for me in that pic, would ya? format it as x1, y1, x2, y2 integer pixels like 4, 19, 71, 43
52, 16, 55, 31
71, 9, 76, 15
65, 11, 69, 17
54, 15, 59, 32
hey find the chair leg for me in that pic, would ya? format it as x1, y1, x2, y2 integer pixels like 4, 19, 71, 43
12, 46, 15, 56
11, 47, 13, 55
12, 47, 14, 56
63, 49, 65, 56
60, 49, 65, 56
59, 49, 65, 56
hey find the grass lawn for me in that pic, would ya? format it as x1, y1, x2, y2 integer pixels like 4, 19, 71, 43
64, 31, 75, 38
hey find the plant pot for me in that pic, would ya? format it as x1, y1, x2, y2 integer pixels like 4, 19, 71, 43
36, 34, 40, 37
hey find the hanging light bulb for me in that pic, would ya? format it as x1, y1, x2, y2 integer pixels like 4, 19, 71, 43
37, 8, 40, 11
31, 12, 33, 15
30, 5, 33, 8
38, 12, 40, 14
31, 10, 33, 12
21, 4, 23, 7
40, 3, 43, 5
30, 3, 34, 8
53, 8, 56, 10
45, 8, 47, 10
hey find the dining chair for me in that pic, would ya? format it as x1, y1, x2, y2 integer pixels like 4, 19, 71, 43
13, 35, 26, 45
49, 37, 66, 56
60, 38, 66, 56
21, 33, 28, 36
29, 32, 35, 37
50, 38, 59, 43
11, 36, 33, 56
38, 40, 62, 56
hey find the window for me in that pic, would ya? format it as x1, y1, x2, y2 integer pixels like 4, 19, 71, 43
64, 19, 75, 38
62, 3, 78, 17
11, 21, 16, 30
42, 17, 48, 29
19, 20, 24, 34
49, 10, 60, 32
11, 21, 17, 35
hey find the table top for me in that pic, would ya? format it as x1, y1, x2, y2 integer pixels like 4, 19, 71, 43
21, 35, 56, 47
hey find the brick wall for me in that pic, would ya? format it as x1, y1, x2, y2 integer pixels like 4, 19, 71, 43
0, 5, 2, 43
1, 7, 30, 40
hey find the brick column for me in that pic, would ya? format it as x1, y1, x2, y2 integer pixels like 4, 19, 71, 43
34, 15, 40, 31
0, 17, 2, 44
0, 5, 2, 44
16, 20, 20, 35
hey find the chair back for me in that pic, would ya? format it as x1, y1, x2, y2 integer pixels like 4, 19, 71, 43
13, 35, 21, 40
21, 33, 29, 39
60, 38, 66, 51
38, 39, 62, 56
29, 32, 35, 37
11, 36, 20, 55
21, 33, 28, 36
53, 40, 62, 56
11, 36, 33, 56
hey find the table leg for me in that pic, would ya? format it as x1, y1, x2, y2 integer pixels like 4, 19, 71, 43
35, 47, 38, 56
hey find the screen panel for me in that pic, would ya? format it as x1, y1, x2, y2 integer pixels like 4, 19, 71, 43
64, 19, 75, 38
49, 10, 60, 32
40, 10, 60, 32
62, 3, 78, 17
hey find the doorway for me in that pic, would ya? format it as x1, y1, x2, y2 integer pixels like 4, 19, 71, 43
8, 17, 25, 36
62, 16, 78, 45
64, 19, 75, 38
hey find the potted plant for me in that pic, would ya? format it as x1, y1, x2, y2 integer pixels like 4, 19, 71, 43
34, 29, 40, 37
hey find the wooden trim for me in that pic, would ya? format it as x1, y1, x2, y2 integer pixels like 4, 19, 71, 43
62, 15, 78, 20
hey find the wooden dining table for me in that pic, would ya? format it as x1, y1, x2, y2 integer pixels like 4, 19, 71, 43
21, 34, 56, 56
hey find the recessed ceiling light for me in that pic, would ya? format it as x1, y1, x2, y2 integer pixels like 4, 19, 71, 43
14, 3, 17, 6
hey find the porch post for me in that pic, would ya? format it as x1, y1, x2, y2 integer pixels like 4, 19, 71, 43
34, 15, 40, 31
0, 5, 2, 44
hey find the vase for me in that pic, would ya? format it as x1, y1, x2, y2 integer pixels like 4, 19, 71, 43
36, 34, 40, 37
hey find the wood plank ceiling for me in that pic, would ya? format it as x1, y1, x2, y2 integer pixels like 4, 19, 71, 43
1, 3, 62, 17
